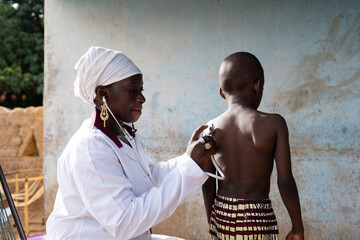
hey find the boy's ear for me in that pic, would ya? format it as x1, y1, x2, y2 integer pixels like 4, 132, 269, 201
219, 88, 226, 99
253, 79, 261, 95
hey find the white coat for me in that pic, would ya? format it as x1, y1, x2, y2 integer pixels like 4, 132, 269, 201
46, 109, 208, 239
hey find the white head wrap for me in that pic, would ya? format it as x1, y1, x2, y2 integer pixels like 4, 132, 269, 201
74, 46, 142, 104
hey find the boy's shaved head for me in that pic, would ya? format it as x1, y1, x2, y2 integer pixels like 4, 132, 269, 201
219, 52, 264, 94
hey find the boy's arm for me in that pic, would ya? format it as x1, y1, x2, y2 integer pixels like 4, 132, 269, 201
274, 115, 304, 238
202, 160, 216, 223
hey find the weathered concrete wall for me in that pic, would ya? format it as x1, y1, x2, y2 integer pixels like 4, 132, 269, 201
44, 0, 360, 239
0, 106, 45, 235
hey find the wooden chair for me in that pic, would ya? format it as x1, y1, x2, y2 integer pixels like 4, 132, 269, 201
0, 165, 27, 240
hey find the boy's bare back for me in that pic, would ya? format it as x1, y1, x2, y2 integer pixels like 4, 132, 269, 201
211, 107, 286, 199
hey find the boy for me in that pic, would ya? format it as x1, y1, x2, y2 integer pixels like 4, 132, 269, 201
202, 52, 304, 240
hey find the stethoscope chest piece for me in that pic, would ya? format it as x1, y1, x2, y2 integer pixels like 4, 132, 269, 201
203, 123, 225, 180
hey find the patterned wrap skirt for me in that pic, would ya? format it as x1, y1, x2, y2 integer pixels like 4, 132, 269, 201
209, 195, 279, 240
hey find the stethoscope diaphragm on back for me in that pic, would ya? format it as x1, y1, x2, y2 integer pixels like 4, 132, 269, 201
203, 123, 225, 180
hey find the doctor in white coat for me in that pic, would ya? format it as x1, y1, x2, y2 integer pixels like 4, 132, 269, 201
46, 46, 216, 240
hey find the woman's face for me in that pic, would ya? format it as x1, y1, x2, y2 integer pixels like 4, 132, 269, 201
106, 74, 145, 123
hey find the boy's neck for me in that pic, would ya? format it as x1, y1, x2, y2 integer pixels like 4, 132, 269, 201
227, 96, 256, 110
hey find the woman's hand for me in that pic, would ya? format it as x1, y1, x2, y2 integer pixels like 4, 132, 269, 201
186, 125, 217, 169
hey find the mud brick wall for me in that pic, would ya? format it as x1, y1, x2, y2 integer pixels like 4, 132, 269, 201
0, 106, 45, 236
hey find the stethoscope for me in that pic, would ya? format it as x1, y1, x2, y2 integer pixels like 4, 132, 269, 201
103, 96, 224, 184
103, 97, 158, 187
202, 123, 225, 180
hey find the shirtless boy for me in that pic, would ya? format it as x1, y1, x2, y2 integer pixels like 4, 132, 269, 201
202, 52, 304, 240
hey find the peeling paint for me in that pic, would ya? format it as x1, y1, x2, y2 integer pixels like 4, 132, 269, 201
276, 14, 360, 113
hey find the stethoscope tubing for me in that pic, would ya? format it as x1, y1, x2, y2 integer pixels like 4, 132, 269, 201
103, 97, 157, 187
104, 97, 225, 183
204, 156, 225, 180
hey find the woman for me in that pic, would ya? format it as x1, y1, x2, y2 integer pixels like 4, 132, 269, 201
46, 46, 216, 240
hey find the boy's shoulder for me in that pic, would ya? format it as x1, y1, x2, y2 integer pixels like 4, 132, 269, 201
255, 111, 288, 132
207, 111, 228, 126
211, 108, 286, 122
209, 110, 287, 131
257, 110, 285, 121
256, 110, 287, 125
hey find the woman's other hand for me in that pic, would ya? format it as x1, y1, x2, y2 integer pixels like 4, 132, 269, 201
186, 125, 217, 169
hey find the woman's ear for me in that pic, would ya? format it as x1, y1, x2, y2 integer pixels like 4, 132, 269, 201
95, 86, 106, 98
95, 86, 108, 104
219, 88, 226, 99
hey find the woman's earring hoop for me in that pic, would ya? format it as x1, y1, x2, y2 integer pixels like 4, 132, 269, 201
100, 98, 109, 127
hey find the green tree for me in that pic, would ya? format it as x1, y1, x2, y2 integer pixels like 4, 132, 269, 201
0, 0, 44, 108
